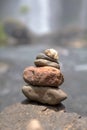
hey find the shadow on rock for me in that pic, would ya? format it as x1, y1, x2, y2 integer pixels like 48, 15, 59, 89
21, 99, 65, 112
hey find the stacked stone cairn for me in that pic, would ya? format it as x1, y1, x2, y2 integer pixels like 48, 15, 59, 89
22, 49, 67, 105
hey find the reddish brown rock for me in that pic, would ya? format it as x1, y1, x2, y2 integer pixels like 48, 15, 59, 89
23, 66, 64, 87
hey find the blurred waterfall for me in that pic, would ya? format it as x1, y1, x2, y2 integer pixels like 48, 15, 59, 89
49, 0, 62, 31
1, 0, 87, 34
20, 0, 50, 34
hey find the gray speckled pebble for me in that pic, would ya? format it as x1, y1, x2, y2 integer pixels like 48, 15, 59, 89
34, 59, 60, 69
22, 85, 67, 105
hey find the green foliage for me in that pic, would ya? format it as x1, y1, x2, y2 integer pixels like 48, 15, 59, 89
20, 5, 29, 14
0, 23, 8, 46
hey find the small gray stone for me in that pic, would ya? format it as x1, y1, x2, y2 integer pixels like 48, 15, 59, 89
22, 85, 67, 105
34, 59, 60, 69
44, 49, 58, 60
36, 53, 58, 63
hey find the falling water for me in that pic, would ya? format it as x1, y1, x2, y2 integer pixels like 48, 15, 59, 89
38, 0, 50, 34
1, 0, 87, 34
20, 0, 50, 34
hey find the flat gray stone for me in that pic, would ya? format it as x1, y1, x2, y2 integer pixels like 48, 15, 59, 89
34, 59, 60, 69
22, 85, 67, 105
36, 53, 58, 63
0, 102, 87, 130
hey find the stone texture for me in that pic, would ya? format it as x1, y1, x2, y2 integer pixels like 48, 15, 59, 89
0, 102, 87, 130
36, 53, 58, 63
22, 85, 67, 105
44, 49, 58, 60
34, 59, 60, 69
23, 66, 64, 87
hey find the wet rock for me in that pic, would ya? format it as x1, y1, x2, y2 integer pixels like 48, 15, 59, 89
0, 103, 87, 130
34, 59, 60, 69
4, 20, 30, 44
44, 49, 58, 60
23, 66, 64, 87
22, 85, 67, 105
36, 53, 58, 63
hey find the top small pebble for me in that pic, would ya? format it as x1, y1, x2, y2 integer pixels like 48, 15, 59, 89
44, 49, 59, 60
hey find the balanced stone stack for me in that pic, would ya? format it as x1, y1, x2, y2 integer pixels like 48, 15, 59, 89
22, 49, 67, 105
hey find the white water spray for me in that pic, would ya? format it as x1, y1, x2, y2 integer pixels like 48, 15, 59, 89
20, 0, 50, 34
38, 0, 50, 34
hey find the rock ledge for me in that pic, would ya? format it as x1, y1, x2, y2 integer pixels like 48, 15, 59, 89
0, 101, 87, 130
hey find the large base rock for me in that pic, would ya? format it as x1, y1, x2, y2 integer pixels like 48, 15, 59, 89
0, 102, 87, 130
22, 85, 67, 105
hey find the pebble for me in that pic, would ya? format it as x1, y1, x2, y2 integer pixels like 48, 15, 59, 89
34, 59, 60, 69
23, 66, 64, 87
44, 49, 58, 60
36, 53, 58, 63
22, 85, 67, 105
22, 48, 67, 105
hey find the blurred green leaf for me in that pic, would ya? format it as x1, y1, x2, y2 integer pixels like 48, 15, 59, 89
20, 5, 29, 14
0, 23, 8, 46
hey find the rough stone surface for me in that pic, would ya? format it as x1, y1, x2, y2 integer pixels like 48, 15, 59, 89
22, 85, 67, 105
36, 53, 58, 63
44, 49, 58, 60
0, 102, 87, 130
23, 66, 64, 86
34, 59, 60, 69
